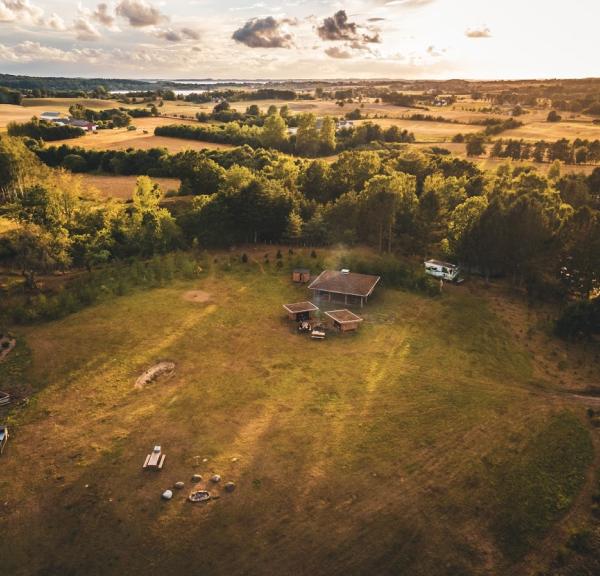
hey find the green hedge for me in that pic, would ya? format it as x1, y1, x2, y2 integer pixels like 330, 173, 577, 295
3, 252, 201, 325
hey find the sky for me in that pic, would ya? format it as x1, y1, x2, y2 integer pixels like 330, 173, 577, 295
0, 0, 597, 80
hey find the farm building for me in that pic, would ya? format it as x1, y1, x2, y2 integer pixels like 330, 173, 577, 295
308, 269, 380, 308
68, 119, 98, 132
40, 111, 64, 122
325, 309, 364, 332
283, 301, 319, 322
292, 268, 311, 283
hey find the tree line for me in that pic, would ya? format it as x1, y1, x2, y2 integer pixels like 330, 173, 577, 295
490, 138, 600, 165
155, 111, 413, 157
2, 133, 599, 338
7, 118, 85, 141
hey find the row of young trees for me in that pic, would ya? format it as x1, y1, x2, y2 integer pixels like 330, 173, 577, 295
490, 138, 600, 165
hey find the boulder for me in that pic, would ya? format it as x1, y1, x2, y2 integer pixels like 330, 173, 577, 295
210, 474, 221, 483
224, 482, 236, 493
174, 481, 185, 490
191, 474, 202, 483
162, 490, 173, 500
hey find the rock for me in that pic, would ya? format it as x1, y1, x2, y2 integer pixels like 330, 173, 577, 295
224, 482, 236, 493
210, 474, 221, 483
230, 457, 239, 463
191, 474, 202, 483
174, 481, 185, 490
162, 490, 173, 500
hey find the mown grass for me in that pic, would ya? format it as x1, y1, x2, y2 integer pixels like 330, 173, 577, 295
0, 257, 593, 576
483, 412, 593, 561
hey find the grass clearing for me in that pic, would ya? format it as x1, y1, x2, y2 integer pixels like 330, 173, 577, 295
83, 174, 181, 199
0, 253, 593, 576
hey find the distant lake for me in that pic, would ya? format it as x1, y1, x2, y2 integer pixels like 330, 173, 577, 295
110, 79, 270, 96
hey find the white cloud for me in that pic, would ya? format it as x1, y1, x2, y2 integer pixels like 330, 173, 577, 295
0, 0, 44, 25
465, 27, 492, 38
116, 0, 167, 28
93, 2, 119, 30
73, 16, 102, 41
47, 12, 66, 31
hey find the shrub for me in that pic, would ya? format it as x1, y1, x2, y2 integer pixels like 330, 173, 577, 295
556, 298, 600, 340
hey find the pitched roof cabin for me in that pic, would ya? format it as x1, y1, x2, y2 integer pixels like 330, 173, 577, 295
325, 309, 363, 332
283, 301, 319, 322
308, 269, 380, 307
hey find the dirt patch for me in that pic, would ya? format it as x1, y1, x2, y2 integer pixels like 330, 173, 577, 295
135, 362, 176, 390
0, 337, 16, 362
182, 290, 211, 303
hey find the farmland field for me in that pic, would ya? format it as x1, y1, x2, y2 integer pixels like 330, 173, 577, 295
47, 117, 235, 153
84, 174, 181, 199
0, 251, 596, 576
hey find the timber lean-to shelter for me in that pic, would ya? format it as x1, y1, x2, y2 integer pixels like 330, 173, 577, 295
283, 301, 319, 322
325, 309, 364, 332
308, 270, 380, 308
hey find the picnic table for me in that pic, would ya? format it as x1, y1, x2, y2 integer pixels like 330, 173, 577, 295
143, 445, 165, 470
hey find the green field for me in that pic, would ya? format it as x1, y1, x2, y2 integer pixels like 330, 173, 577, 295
0, 255, 594, 576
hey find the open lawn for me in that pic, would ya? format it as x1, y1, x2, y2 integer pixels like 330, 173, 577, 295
48, 117, 235, 153
501, 120, 600, 142
83, 174, 181, 199
355, 117, 479, 142
0, 253, 595, 576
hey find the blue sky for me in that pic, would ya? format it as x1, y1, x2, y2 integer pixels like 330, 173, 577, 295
0, 0, 597, 79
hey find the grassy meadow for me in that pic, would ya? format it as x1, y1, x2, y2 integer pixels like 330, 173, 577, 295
0, 252, 595, 576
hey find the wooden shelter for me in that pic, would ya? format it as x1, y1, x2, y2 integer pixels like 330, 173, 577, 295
325, 309, 364, 332
283, 301, 319, 322
292, 268, 311, 283
308, 270, 380, 308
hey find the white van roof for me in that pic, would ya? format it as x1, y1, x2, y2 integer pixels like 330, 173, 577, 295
425, 259, 457, 268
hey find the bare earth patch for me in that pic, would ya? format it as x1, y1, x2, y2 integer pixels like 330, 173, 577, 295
135, 361, 176, 389
0, 337, 16, 362
182, 290, 211, 303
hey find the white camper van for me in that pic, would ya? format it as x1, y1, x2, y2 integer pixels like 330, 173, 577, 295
424, 259, 461, 282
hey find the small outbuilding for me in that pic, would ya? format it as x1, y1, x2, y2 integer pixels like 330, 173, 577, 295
325, 309, 364, 332
292, 268, 311, 283
283, 301, 319, 322
308, 269, 380, 308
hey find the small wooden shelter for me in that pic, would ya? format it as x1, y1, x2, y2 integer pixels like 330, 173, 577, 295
292, 268, 311, 283
308, 270, 380, 308
325, 309, 364, 332
283, 301, 319, 322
